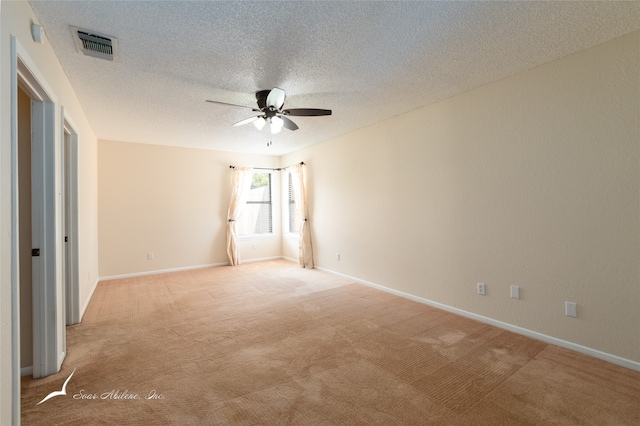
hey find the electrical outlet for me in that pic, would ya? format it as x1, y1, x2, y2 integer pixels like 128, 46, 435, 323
477, 282, 486, 296
565, 301, 577, 318
510, 285, 520, 299
336, 253, 340, 261
147, 252, 154, 260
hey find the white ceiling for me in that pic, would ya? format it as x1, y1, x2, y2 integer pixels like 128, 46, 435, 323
29, 1, 640, 156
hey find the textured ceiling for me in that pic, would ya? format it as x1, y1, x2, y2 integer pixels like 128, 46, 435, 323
29, 1, 640, 156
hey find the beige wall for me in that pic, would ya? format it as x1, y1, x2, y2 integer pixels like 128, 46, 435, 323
1, 1, 100, 422
283, 31, 640, 363
98, 140, 281, 278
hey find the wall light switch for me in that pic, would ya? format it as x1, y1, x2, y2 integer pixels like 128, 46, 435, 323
565, 301, 577, 318
510, 285, 520, 299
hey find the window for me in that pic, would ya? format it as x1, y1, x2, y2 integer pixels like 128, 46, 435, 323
288, 172, 303, 234
238, 172, 273, 235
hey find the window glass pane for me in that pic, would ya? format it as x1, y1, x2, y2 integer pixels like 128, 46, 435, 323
237, 203, 272, 234
288, 173, 302, 233
247, 173, 270, 200
238, 172, 272, 235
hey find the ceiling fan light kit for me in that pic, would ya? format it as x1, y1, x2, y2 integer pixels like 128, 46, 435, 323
207, 87, 331, 141
270, 116, 284, 134
253, 117, 266, 131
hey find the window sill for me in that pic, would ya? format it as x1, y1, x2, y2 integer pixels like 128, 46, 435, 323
238, 234, 278, 240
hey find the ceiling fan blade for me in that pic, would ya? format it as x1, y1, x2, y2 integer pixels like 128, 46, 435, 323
280, 116, 299, 131
233, 116, 260, 127
283, 108, 332, 117
206, 100, 259, 111
266, 87, 286, 110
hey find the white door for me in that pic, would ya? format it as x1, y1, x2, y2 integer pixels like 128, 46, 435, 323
63, 119, 80, 326
30, 98, 60, 378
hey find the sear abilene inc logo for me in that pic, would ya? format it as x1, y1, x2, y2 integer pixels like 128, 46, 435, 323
36, 367, 165, 405
36, 367, 76, 405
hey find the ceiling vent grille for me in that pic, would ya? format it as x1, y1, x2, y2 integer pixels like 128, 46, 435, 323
71, 27, 117, 61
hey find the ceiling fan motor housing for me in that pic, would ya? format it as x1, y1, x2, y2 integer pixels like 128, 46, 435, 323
255, 90, 271, 110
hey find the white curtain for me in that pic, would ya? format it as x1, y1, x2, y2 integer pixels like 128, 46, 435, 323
290, 163, 314, 268
226, 167, 253, 266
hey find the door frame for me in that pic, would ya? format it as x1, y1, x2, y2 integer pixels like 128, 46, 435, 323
11, 35, 64, 403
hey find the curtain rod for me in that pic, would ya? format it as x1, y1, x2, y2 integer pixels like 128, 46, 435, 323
229, 161, 305, 171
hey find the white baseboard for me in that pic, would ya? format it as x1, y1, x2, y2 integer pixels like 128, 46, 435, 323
80, 277, 100, 321
58, 350, 66, 371
316, 266, 640, 372
98, 257, 298, 282
99, 262, 230, 282
241, 256, 284, 264
21, 366, 33, 377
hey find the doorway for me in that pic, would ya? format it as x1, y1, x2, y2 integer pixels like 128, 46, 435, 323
12, 38, 65, 388
17, 86, 34, 376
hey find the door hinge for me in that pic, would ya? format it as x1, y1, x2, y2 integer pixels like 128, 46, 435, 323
32, 248, 40, 256
65, 236, 68, 242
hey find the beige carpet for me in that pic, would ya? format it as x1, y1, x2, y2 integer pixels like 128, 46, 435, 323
21, 259, 640, 425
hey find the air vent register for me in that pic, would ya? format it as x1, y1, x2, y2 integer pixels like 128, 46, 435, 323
71, 27, 117, 61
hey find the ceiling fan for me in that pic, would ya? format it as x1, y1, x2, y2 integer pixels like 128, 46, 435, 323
206, 88, 332, 135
